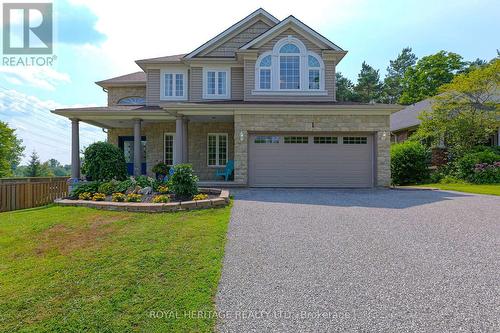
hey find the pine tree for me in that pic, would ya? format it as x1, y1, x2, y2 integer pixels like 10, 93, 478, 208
353, 62, 382, 103
25, 151, 42, 177
381, 47, 417, 103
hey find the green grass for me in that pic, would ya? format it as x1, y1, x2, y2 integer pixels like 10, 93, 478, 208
0, 205, 231, 332
413, 183, 500, 196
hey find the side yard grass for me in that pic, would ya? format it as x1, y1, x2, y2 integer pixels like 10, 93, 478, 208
0, 205, 231, 332
413, 183, 500, 196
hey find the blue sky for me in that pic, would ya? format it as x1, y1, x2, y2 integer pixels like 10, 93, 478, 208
0, 0, 498, 164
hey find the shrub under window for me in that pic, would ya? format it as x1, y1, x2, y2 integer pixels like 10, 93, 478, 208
82, 142, 127, 181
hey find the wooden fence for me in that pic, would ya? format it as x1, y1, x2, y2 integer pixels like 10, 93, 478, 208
0, 177, 70, 212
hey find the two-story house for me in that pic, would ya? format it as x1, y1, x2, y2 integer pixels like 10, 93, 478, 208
53, 8, 402, 187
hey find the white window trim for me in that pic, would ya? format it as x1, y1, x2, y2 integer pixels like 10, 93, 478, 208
203, 67, 231, 99
163, 132, 176, 166
160, 69, 188, 101
207, 133, 228, 167
253, 36, 326, 95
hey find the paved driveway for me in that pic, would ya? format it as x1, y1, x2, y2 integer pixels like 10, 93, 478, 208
216, 189, 500, 332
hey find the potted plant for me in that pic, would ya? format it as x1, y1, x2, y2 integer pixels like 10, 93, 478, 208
152, 162, 169, 180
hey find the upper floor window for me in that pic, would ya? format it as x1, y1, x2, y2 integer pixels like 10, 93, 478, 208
254, 36, 325, 94
160, 69, 187, 101
203, 68, 230, 99
117, 97, 145, 105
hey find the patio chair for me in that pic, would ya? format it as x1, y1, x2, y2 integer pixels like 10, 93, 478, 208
215, 160, 234, 181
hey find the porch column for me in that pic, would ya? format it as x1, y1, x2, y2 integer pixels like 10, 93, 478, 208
497, 127, 500, 146
70, 118, 80, 179
133, 119, 142, 176
174, 116, 183, 164
182, 118, 188, 162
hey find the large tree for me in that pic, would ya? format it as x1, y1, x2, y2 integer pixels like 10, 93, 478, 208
381, 47, 417, 103
399, 51, 466, 105
335, 72, 355, 102
353, 62, 382, 103
0, 121, 25, 177
414, 59, 500, 157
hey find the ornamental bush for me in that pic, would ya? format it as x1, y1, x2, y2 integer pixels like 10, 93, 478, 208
82, 142, 127, 181
169, 164, 198, 200
455, 150, 500, 181
111, 192, 126, 202
469, 161, 500, 184
152, 195, 170, 203
390, 141, 431, 185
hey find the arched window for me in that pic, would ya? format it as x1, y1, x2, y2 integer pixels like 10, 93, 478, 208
308, 54, 321, 90
117, 96, 145, 105
259, 55, 272, 89
254, 36, 324, 92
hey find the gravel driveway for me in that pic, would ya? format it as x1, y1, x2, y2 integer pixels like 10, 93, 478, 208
216, 189, 500, 332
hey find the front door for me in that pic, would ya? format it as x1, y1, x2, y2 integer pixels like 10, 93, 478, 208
118, 136, 147, 175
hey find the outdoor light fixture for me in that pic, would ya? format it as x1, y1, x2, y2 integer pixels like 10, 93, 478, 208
239, 130, 245, 142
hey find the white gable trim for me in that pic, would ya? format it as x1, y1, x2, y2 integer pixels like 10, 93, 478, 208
240, 16, 344, 52
185, 8, 279, 59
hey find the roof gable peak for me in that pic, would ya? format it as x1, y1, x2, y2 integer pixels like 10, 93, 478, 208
185, 8, 279, 59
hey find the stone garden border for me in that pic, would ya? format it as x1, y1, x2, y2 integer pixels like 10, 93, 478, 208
54, 188, 229, 213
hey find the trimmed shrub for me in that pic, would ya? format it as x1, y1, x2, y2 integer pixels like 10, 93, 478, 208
70, 181, 100, 199
82, 142, 127, 181
169, 164, 198, 200
391, 141, 431, 185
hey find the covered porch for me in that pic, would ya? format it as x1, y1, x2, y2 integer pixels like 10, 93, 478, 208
53, 106, 240, 184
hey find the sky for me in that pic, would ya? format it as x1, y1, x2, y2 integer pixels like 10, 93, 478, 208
0, 0, 499, 164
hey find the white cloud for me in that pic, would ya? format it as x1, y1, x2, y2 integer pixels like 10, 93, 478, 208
0, 66, 71, 90
0, 88, 105, 164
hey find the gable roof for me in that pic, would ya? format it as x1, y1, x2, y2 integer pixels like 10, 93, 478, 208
240, 15, 344, 52
184, 8, 279, 59
390, 98, 433, 132
96, 71, 146, 88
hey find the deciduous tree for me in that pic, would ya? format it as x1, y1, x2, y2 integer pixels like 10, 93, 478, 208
414, 59, 500, 157
0, 121, 25, 177
399, 51, 466, 104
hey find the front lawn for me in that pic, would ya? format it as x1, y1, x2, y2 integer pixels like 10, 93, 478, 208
413, 183, 500, 196
0, 205, 231, 332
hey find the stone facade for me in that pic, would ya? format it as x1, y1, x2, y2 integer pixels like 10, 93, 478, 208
107, 86, 146, 106
233, 114, 391, 186
107, 121, 234, 180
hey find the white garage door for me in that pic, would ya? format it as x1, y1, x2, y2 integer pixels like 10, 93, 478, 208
249, 133, 374, 187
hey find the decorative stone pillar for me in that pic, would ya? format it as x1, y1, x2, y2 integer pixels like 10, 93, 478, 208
174, 116, 183, 164
70, 118, 80, 180
133, 119, 142, 176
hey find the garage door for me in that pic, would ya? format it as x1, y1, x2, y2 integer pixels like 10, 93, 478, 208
249, 133, 374, 187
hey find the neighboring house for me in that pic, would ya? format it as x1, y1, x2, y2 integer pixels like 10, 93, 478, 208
391, 97, 500, 146
53, 8, 402, 188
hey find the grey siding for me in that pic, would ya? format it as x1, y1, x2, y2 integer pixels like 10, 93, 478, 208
231, 67, 244, 100
201, 21, 272, 57
189, 67, 203, 102
244, 29, 336, 102
146, 69, 160, 106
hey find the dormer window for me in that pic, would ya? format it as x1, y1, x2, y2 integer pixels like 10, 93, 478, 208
254, 36, 325, 94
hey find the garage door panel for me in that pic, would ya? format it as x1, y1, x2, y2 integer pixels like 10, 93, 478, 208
249, 134, 374, 187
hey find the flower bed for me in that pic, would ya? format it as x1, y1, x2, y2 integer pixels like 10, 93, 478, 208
55, 188, 229, 213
